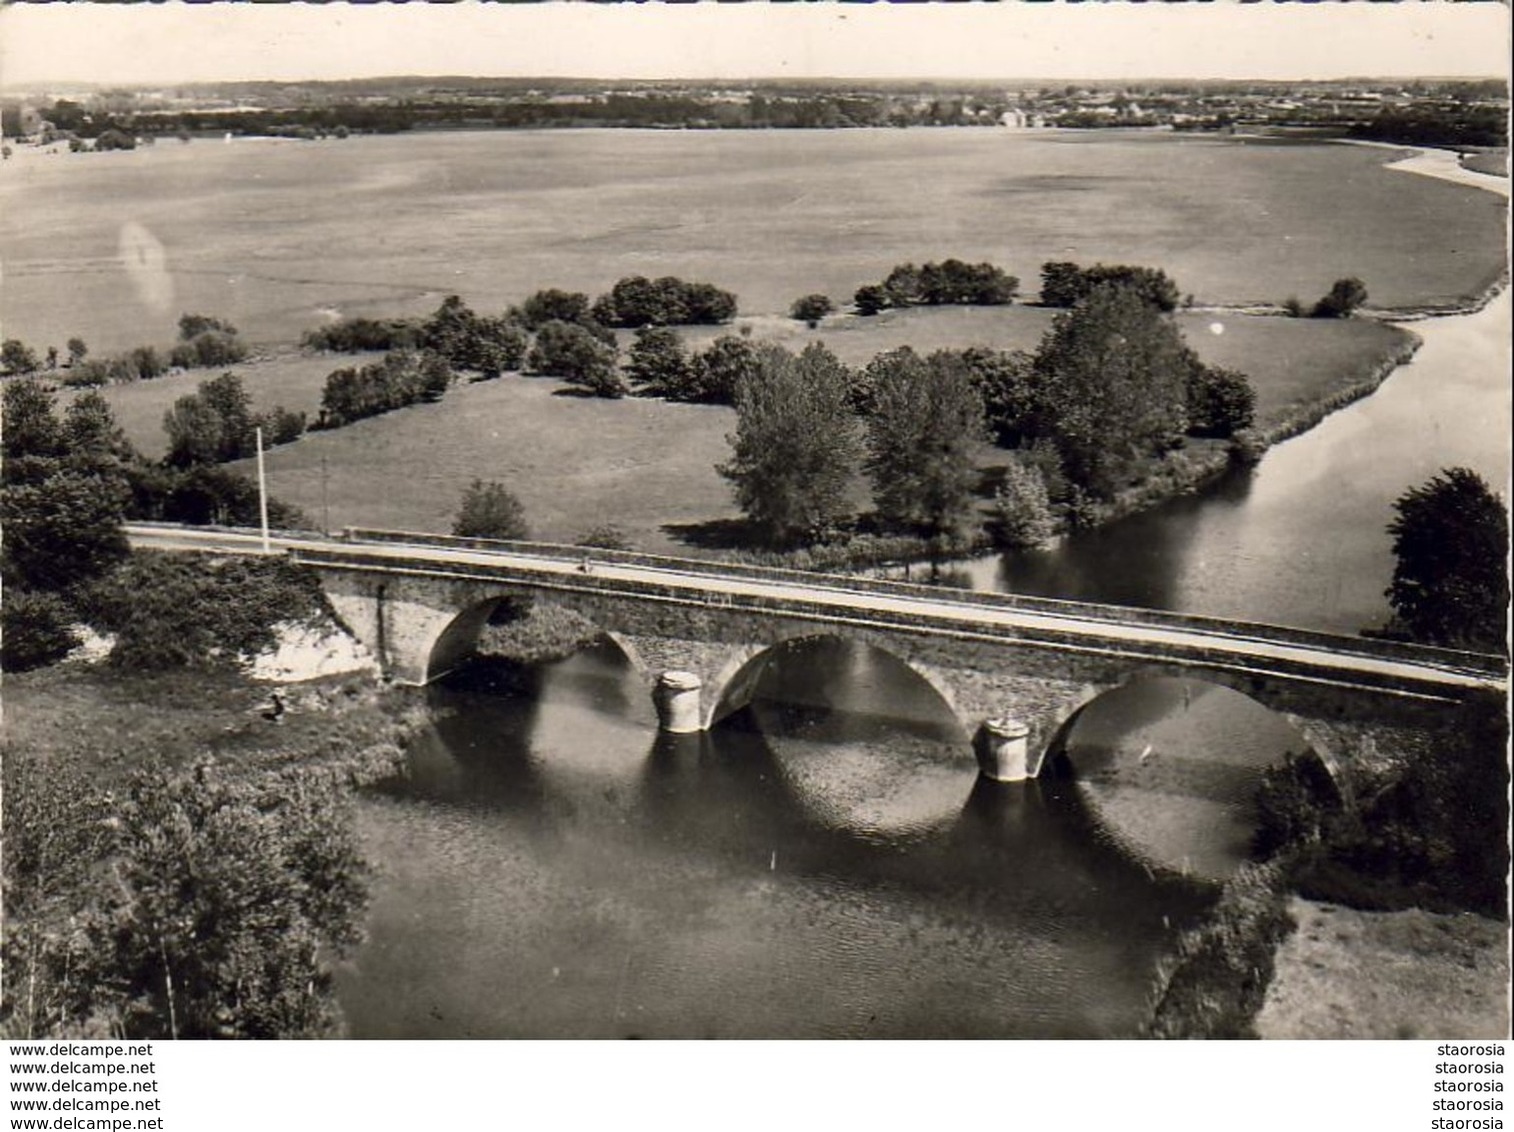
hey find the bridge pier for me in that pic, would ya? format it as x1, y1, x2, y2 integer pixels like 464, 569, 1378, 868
653, 671, 704, 734
974, 717, 1033, 782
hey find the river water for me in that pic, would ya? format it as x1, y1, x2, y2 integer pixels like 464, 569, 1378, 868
960, 290, 1511, 634
332, 177, 1508, 1037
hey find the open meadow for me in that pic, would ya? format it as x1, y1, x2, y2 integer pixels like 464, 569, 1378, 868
50, 305, 1407, 552
2, 128, 1504, 356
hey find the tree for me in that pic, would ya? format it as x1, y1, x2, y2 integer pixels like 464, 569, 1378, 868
1185, 365, 1256, 438
719, 343, 860, 546
66, 337, 89, 366
853, 284, 890, 317
453, 480, 530, 541
688, 334, 759, 405
993, 458, 1057, 549
1040, 262, 1084, 307
178, 313, 238, 340
790, 294, 835, 328
1385, 468, 1508, 651
527, 320, 623, 397
1039, 262, 1180, 311
1, 589, 79, 672
2, 379, 63, 466
1, 379, 130, 596
956, 347, 1038, 448
163, 372, 256, 466
863, 348, 987, 542
592, 276, 736, 328
2, 338, 41, 375
517, 289, 594, 330
1313, 277, 1369, 319
625, 325, 693, 398
62, 390, 138, 470
1029, 283, 1194, 498
57, 763, 368, 1037
0, 469, 130, 593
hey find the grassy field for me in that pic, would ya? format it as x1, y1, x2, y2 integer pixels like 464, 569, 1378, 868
61, 348, 337, 461
46, 307, 1389, 550
3, 129, 1504, 356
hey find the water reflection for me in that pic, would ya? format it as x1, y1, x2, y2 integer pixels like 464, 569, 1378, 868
1056, 678, 1311, 882
948, 294, 1511, 633
340, 643, 1228, 1038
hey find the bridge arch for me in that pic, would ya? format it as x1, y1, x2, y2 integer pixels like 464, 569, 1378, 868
703, 632, 972, 740
422, 592, 651, 685
1035, 671, 1345, 804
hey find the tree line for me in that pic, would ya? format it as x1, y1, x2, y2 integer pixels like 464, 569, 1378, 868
2, 313, 250, 386
720, 279, 1259, 551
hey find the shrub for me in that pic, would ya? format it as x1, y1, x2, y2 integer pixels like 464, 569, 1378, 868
527, 320, 623, 396
1, 589, 80, 672
625, 326, 693, 398
1144, 861, 1294, 1039
80, 552, 328, 671
257, 405, 307, 446
866, 260, 1018, 310
169, 330, 248, 370
789, 293, 835, 328
1185, 365, 1256, 438
685, 335, 759, 405
302, 317, 419, 353
1039, 261, 1179, 311
59, 361, 109, 388
592, 276, 737, 328
420, 296, 528, 376
576, 524, 633, 551
514, 289, 594, 331
2, 339, 41, 375
853, 284, 890, 317
1312, 277, 1368, 319
317, 349, 452, 427
992, 459, 1057, 549
178, 313, 238, 340
453, 479, 530, 541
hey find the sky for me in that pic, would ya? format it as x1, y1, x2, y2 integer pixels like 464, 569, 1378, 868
0, 2, 1509, 90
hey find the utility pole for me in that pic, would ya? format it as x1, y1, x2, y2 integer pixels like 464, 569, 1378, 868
256, 425, 270, 553
321, 454, 330, 533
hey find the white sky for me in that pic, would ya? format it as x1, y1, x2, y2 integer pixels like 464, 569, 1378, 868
0, 1, 1509, 89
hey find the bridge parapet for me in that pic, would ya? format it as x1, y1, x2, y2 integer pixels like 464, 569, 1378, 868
335, 527, 1507, 682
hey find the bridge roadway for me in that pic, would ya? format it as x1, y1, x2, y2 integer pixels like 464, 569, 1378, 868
125, 523, 1506, 704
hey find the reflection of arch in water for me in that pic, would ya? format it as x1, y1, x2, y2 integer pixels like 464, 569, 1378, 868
704, 633, 972, 741
1037, 670, 1345, 805
424, 592, 650, 685
1038, 674, 1343, 881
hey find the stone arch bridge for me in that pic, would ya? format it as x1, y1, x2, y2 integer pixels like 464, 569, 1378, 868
127, 524, 1508, 784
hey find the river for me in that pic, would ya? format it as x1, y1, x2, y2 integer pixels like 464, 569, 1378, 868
329, 143, 1506, 1037
961, 289, 1511, 635
333, 290, 1505, 1037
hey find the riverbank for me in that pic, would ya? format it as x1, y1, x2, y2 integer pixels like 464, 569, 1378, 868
1256, 898, 1509, 1039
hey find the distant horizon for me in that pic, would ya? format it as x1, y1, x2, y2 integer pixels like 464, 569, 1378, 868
1, 3, 1508, 90
4, 73, 1509, 96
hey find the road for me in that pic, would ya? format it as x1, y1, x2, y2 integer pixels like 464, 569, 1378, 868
126, 524, 1505, 698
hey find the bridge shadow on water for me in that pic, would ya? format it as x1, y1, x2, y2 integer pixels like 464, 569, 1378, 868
348, 644, 1241, 1038
377, 643, 1224, 930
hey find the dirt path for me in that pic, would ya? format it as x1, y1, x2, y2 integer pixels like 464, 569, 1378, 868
1256, 898, 1510, 1039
